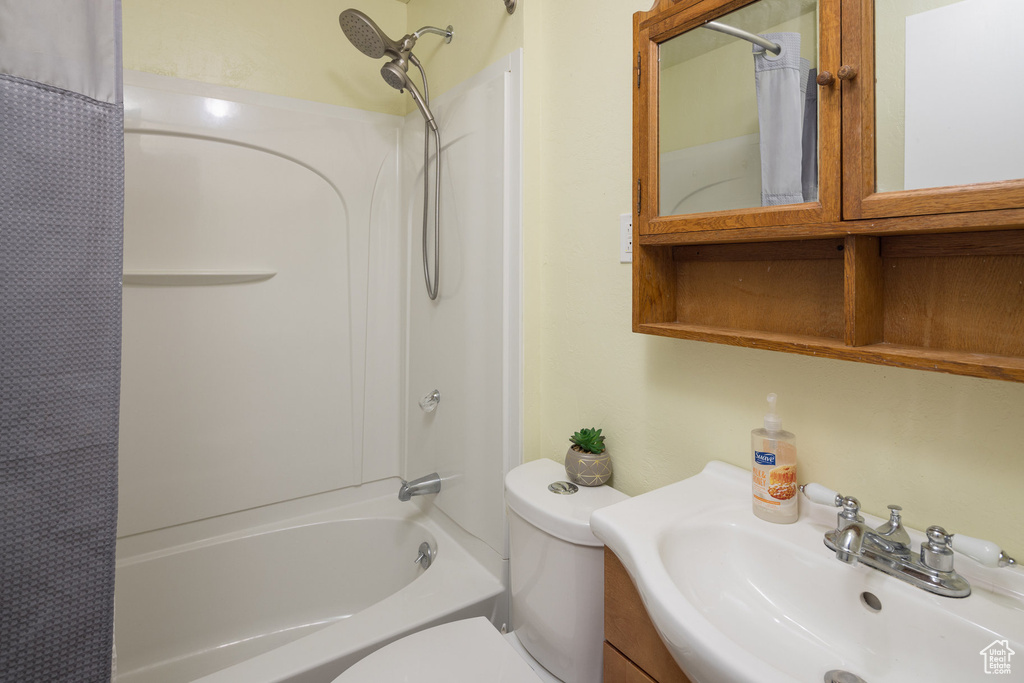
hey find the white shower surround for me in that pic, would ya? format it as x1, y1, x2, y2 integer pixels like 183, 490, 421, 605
119, 71, 404, 534
116, 51, 522, 680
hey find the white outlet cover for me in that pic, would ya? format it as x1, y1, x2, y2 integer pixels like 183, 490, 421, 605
620, 213, 633, 263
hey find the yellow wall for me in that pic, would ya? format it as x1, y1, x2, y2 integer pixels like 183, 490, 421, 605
122, 0, 1024, 558
122, 0, 410, 115
407, 0, 523, 99
122, 0, 521, 116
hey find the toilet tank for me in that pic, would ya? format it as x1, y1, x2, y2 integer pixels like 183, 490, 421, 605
504, 459, 629, 683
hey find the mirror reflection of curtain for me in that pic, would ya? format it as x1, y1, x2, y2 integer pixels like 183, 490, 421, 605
0, 1, 123, 681
753, 32, 817, 206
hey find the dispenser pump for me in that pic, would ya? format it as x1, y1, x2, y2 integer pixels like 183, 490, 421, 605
763, 393, 782, 432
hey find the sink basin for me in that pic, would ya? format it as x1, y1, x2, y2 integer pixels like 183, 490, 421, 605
591, 461, 1024, 683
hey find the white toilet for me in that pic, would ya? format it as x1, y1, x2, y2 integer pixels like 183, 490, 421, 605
334, 458, 628, 683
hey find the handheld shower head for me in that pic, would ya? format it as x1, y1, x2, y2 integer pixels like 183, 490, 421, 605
381, 59, 438, 132
380, 59, 408, 90
338, 9, 401, 59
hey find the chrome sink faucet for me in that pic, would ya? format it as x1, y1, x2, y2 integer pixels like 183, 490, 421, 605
398, 472, 441, 501
802, 483, 1017, 598
831, 501, 912, 564
829, 497, 911, 563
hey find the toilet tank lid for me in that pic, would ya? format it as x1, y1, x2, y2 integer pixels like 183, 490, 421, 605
505, 459, 629, 547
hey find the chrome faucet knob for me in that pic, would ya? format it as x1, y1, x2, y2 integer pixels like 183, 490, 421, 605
921, 525, 955, 573
926, 525, 950, 547
837, 496, 864, 529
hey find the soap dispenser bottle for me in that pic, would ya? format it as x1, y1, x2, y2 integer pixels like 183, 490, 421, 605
751, 393, 798, 523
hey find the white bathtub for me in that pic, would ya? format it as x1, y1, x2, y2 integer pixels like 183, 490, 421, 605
114, 483, 505, 683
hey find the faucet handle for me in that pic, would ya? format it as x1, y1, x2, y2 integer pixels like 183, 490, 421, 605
921, 526, 955, 572
838, 496, 865, 527
951, 534, 1018, 568
802, 482, 842, 507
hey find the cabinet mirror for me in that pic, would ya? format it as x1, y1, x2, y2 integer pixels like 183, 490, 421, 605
658, 0, 820, 217
874, 0, 1024, 194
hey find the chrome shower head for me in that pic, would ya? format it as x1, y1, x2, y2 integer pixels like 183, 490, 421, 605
338, 8, 448, 133
338, 8, 400, 59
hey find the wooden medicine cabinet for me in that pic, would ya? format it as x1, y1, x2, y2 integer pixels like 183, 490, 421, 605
633, 0, 1024, 382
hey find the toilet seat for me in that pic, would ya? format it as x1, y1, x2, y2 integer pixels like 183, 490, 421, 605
332, 617, 545, 683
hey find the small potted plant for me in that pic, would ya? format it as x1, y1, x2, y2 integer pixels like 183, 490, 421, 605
564, 427, 612, 486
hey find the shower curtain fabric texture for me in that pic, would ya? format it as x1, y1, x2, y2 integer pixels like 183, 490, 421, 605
752, 32, 818, 207
0, 1, 124, 681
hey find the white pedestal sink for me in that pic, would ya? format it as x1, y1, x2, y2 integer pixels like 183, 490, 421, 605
591, 461, 1024, 683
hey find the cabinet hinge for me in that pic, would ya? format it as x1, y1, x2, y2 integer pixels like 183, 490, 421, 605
636, 179, 642, 216
636, 51, 642, 88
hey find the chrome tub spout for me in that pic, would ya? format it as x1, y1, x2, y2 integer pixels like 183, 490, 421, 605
399, 472, 441, 501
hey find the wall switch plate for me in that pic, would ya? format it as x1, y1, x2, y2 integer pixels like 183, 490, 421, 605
620, 213, 633, 263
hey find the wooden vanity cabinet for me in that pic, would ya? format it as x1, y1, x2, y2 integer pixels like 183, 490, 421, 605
604, 549, 691, 683
633, 0, 1024, 382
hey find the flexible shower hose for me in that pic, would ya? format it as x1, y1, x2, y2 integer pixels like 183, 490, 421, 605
422, 122, 440, 300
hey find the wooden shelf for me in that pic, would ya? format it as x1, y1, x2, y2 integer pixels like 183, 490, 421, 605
637, 323, 1024, 382
635, 230, 1024, 382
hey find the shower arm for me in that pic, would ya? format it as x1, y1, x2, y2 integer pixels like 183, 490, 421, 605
412, 25, 454, 43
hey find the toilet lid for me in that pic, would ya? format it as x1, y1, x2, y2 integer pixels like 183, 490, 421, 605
333, 617, 544, 683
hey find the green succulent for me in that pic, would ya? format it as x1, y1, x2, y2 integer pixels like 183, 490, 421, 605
569, 427, 606, 454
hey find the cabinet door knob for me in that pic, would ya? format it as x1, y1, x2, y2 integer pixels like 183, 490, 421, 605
816, 70, 835, 86
838, 65, 858, 81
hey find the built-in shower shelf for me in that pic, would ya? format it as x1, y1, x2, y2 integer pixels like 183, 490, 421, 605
122, 270, 277, 286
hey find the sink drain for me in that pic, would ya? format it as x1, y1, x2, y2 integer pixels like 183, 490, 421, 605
860, 591, 882, 613
824, 671, 867, 683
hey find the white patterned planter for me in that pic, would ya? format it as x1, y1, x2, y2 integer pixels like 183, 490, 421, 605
564, 446, 612, 487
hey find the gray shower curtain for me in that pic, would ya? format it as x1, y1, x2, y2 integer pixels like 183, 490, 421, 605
0, 2, 123, 681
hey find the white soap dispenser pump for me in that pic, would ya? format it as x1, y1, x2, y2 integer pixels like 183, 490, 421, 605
751, 393, 798, 523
